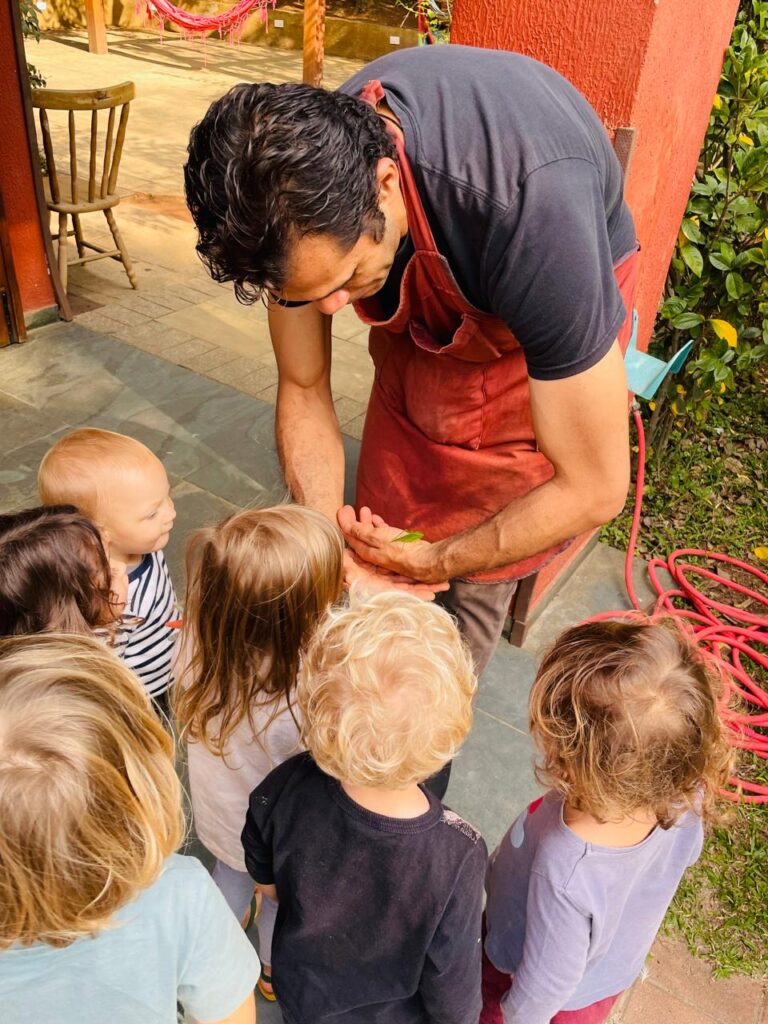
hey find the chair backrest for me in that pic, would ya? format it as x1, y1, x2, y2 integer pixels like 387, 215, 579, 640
31, 82, 135, 206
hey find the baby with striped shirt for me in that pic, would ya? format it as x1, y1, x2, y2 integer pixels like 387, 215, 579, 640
38, 428, 179, 714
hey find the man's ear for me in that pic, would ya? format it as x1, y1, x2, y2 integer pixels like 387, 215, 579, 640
376, 156, 401, 201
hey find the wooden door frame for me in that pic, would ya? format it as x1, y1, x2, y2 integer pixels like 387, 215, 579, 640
8, 0, 72, 323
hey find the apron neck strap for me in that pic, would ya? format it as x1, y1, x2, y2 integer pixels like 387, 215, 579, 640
358, 79, 435, 254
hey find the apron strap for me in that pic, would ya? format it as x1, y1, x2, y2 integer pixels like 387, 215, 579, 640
358, 80, 436, 255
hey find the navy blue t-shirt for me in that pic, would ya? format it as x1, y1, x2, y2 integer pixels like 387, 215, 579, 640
339, 46, 637, 381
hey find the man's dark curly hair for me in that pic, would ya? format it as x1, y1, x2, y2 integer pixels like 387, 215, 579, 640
184, 82, 397, 304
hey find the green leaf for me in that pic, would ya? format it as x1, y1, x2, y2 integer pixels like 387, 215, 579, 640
392, 531, 424, 543
681, 244, 704, 276
671, 312, 705, 329
680, 219, 704, 243
709, 253, 732, 271
726, 271, 746, 299
720, 242, 737, 265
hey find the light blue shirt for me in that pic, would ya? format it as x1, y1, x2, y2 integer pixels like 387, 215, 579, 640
485, 792, 703, 1024
0, 854, 260, 1024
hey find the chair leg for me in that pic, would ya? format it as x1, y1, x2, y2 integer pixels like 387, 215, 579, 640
103, 208, 138, 289
57, 212, 68, 292
72, 214, 86, 259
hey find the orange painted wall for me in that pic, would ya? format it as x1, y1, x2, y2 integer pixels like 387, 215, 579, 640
0, 0, 55, 315
451, 0, 739, 622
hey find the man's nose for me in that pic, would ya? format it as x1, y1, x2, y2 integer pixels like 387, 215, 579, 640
314, 289, 351, 316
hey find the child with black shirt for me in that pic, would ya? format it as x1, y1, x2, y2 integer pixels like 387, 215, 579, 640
242, 590, 487, 1024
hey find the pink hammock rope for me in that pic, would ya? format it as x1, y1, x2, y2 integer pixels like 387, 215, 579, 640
139, 0, 276, 41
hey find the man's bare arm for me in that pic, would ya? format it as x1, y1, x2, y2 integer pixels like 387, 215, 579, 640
341, 342, 631, 580
270, 304, 448, 598
270, 303, 345, 520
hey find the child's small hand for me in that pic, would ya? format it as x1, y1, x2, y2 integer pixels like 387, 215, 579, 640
256, 882, 278, 902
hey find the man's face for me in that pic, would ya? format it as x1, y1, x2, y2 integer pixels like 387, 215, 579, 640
272, 157, 407, 317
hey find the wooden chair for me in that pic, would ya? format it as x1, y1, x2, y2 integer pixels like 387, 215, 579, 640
31, 81, 137, 292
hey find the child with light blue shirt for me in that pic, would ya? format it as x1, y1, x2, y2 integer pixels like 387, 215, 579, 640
482, 619, 734, 1024
0, 633, 259, 1024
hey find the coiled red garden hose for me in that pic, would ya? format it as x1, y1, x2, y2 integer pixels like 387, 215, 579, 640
611, 406, 768, 803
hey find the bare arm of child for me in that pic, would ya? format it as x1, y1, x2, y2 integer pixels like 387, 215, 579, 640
419, 842, 487, 1024
500, 872, 591, 1024
198, 992, 257, 1024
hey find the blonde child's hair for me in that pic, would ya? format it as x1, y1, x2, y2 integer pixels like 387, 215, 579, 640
0, 633, 183, 949
529, 618, 734, 828
298, 590, 476, 788
174, 504, 345, 753
38, 428, 159, 519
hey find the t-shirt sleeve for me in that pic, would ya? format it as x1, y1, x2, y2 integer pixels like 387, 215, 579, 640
484, 158, 627, 381
501, 870, 591, 1024
177, 865, 260, 1022
419, 838, 487, 1024
241, 755, 305, 885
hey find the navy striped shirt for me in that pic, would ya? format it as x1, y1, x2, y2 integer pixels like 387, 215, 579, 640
124, 551, 178, 698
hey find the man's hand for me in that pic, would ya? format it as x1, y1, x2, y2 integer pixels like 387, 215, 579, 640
338, 506, 450, 590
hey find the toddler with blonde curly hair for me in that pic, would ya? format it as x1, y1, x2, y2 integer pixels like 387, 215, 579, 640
242, 590, 488, 1024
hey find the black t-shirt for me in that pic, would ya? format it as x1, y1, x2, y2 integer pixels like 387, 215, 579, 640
339, 46, 637, 381
242, 753, 488, 1024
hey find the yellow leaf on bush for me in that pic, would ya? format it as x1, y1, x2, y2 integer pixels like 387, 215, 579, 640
754, 547, 768, 561
713, 94, 722, 109
676, 384, 686, 395
717, 397, 724, 405
738, 133, 753, 146
711, 319, 738, 347
648, 401, 656, 411
719, 381, 726, 393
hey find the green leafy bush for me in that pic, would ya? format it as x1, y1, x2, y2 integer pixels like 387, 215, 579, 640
19, 0, 46, 88
395, 0, 451, 43
649, 0, 768, 450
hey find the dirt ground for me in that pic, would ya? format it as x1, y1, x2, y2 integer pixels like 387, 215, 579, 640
283, 0, 418, 27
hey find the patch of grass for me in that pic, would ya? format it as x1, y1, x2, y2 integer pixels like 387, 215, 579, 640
602, 374, 768, 978
665, 755, 768, 979
601, 375, 767, 562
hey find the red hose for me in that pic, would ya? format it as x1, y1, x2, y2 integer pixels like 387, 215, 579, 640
617, 406, 768, 803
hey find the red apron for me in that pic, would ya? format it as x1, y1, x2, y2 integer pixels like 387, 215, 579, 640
353, 80, 639, 583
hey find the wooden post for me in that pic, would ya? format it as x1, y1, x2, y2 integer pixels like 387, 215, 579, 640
84, 0, 108, 55
302, 0, 326, 87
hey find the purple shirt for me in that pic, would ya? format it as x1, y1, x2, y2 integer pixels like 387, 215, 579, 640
485, 791, 703, 1023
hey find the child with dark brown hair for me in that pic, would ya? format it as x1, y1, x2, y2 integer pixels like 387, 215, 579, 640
0, 506, 128, 642
482, 618, 734, 1024
174, 503, 345, 1001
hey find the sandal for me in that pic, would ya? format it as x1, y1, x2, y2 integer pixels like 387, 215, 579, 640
257, 967, 277, 1002
241, 890, 261, 932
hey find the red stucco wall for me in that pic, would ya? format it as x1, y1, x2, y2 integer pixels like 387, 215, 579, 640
623, 0, 740, 346
0, 0, 55, 315
451, 0, 739, 623
452, 0, 739, 354
452, 1, 654, 130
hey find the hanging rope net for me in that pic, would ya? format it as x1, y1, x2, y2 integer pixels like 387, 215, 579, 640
138, 0, 276, 41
